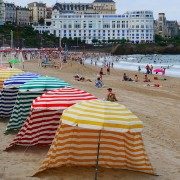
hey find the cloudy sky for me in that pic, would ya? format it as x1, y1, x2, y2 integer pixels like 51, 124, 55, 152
11, 0, 179, 21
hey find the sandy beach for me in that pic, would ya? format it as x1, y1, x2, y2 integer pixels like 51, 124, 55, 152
0, 59, 180, 180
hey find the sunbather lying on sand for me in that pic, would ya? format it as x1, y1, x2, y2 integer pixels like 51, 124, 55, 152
73, 74, 92, 82
144, 83, 162, 87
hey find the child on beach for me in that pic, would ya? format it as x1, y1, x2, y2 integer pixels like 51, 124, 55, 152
106, 88, 118, 102
144, 74, 150, 82
134, 75, 139, 82
107, 66, 110, 75
95, 77, 103, 88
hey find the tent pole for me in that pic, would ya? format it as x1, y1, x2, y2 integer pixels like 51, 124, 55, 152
95, 130, 102, 180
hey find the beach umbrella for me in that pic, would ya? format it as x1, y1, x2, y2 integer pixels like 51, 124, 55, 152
35, 100, 154, 177
0, 68, 23, 89
0, 73, 40, 118
6, 88, 97, 148
8, 59, 21, 65
5, 76, 70, 134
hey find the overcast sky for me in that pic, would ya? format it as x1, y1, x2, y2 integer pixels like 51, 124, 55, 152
10, 0, 179, 21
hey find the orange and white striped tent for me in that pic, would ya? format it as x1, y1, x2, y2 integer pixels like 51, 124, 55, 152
36, 100, 154, 175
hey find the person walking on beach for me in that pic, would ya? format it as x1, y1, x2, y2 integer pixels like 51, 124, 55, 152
138, 66, 141, 72
162, 68, 166, 75
95, 60, 97, 66
107, 66, 110, 75
111, 62, 114, 68
91, 59, 93, 65
106, 88, 118, 102
150, 65, 153, 74
99, 68, 105, 79
146, 64, 150, 74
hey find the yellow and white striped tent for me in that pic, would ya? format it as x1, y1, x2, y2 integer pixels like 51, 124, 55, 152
0, 68, 23, 89
37, 100, 154, 175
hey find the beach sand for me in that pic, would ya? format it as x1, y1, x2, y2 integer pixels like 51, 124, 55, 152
0, 60, 180, 180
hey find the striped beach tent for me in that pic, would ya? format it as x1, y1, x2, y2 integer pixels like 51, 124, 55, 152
0, 73, 40, 118
3, 72, 40, 88
36, 100, 154, 176
0, 68, 23, 89
5, 76, 70, 134
6, 88, 97, 148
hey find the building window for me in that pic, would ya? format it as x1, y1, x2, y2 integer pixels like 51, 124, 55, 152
89, 23, 92, 28
112, 21, 116, 28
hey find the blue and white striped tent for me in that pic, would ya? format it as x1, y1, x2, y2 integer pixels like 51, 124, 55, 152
0, 73, 40, 119
3, 72, 40, 88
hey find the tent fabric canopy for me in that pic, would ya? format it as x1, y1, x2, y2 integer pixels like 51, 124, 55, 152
7, 88, 97, 148
61, 100, 143, 133
5, 77, 70, 134
0, 73, 40, 118
32, 87, 97, 110
0, 68, 23, 89
0, 68, 23, 81
36, 100, 154, 175
3, 72, 40, 88
0, 88, 19, 118
19, 76, 70, 92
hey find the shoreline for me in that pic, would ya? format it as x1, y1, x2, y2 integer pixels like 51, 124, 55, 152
0, 60, 180, 179
84, 54, 180, 78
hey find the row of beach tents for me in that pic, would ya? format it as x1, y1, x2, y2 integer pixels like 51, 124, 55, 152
0, 66, 155, 177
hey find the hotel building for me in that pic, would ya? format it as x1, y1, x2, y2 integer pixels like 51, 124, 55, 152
52, 0, 116, 15
16, 6, 31, 26
28, 2, 46, 25
34, 10, 154, 44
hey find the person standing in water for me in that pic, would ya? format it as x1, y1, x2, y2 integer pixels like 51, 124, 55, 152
150, 65, 153, 74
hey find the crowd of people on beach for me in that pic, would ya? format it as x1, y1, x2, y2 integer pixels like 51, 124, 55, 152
72, 52, 168, 103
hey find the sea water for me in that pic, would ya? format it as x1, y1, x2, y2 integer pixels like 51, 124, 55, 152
85, 54, 180, 78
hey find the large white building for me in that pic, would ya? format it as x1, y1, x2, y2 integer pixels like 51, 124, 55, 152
34, 10, 154, 44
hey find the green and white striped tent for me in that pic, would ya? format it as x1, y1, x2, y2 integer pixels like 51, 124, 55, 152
5, 76, 70, 134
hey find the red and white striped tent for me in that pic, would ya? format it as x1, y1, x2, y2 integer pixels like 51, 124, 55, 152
7, 88, 97, 148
